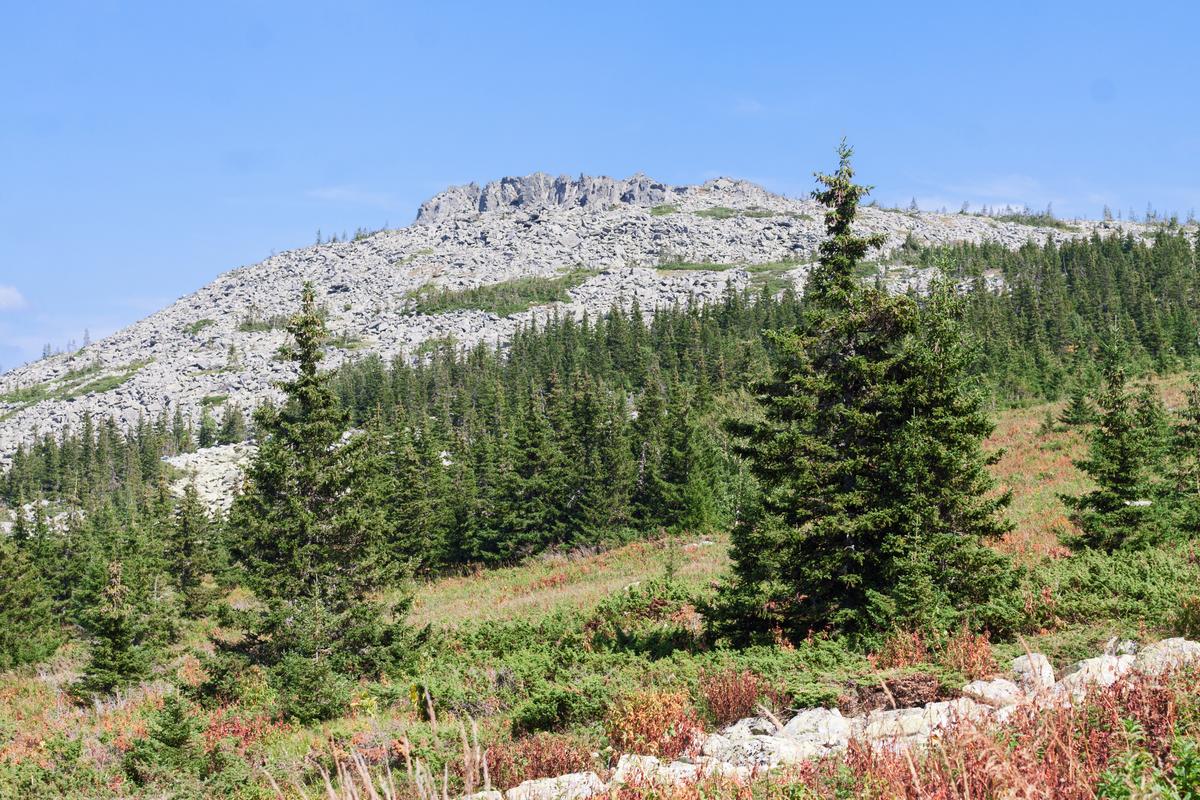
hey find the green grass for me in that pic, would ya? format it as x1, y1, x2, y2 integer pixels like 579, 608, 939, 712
200, 394, 229, 407
993, 211, 1078, 231
184, 318, 216, 336
408, 269, 597, 317
649, 204, 678, 216
60, 359, 150, 399
396, 247, 436, 266
0, 383, 51, 405
237, 314, 290, 333
410, 533, 729, 628
745, 261, 800, 294
415, 335, 458, 356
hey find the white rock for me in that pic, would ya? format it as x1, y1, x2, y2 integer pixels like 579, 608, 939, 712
464, 792, 503, 800
719, 716, 778, 739
961, 678, 1023, 708
610, 754, 707, 787
1133, 638, 1200, 676
701, 733, 823, 769
504, 772, 606, 800
866, 698, 990, 747
1011, 653, 1056, 692
780, 707, 851, 747
1056, 654, 1135, 701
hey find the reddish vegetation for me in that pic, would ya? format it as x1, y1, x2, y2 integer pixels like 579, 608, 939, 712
484, 732, 595, 790
605, 689, 704, 759
942, 624, 998, 680
699, 669, 765, 727
203, 707, 288, 755
869, 629, 930, 671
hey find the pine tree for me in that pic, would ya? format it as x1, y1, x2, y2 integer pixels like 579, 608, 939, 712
226, 283, 420, 713
1173, 375, 1200, 534
77, 561, 151, 697
0, 535, 62, 670
712, 142, 1013, 643
1063, 366, 1167, 550
218, 404, 247, 444
1059, 385, 1095, 426
171, 482, 212, 617
198, 407, 218, 449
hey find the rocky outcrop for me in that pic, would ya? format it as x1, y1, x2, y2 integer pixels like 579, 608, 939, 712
470, 637, 1200, 799
0, 172, 1174, 461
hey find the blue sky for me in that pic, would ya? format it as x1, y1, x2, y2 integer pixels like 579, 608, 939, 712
2, 1, 1198, 370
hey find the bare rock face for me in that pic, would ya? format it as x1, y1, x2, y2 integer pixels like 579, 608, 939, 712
0, 171, 1172, 463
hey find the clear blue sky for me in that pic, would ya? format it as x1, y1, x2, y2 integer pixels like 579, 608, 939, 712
2, 0, 1198, 370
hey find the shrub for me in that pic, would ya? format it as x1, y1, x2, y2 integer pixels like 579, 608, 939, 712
699, 668, 764, 726
484, 733, 594, 790
605, 689, 702, 759
271, 655, 353, 723
1174, 595, 1200, 640
868, 629, 929, 670
941, 623, 997, 680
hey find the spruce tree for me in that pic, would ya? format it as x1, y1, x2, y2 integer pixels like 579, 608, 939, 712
77, 561, 151, 698
713, 142, 1013, 643
170, 481, 212, 617
1063, 366, 1167, 550
226, 283, 419, 715
1172, 375, 1200, 533
0, 535, 62, 670
198, 407, 218, 449
1059, 386, 1095, 426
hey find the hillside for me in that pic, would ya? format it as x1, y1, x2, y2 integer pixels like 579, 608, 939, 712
0, 173, 1155, 459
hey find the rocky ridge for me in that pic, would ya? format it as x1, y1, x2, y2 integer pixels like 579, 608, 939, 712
0, 172, 1166, 461
474, 637, 1200, 800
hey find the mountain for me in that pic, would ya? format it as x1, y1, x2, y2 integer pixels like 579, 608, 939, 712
0, 173, 1154, 459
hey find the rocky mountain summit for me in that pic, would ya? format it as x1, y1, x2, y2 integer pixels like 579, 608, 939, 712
0, 172, 1161, 461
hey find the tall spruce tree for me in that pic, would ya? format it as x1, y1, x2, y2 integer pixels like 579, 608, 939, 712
0, 535, 62, 670
170, 481, 212, 617
226, 283, 419, 715
77, 561, 152, 697
1065, 366, 1169, 550
713, 142, 1013, 643
1173, 376, 1200, 534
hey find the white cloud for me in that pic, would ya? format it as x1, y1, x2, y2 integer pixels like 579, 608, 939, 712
0, 286, 27, 311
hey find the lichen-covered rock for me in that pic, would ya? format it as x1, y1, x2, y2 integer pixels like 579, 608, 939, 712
961, 678, 1023, 708
504, 772, 606, 800
1133, 638, 1200, 676
464, 792, 503, 800
701, 733, 824, 769
1011, 653, 1056, 692
865, 698, 991, 747
1056, 654, 1135, 701
780, 707, 851, 748
719, 716, 779, 739
610, 754, 708, 787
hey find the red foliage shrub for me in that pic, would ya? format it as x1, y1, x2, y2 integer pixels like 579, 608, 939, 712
202, 708, 287, 755
605, 689, 703, 759
942, 623, 998, 680
484, 732, 594, 790
867, 629, 928, 670
699, 669, 764, 727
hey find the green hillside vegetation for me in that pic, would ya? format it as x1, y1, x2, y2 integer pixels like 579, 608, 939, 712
407, 269, 597, 316
3, 147, 1200, 796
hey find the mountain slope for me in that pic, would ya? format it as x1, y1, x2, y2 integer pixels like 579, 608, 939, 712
0, 173, 1155, 458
